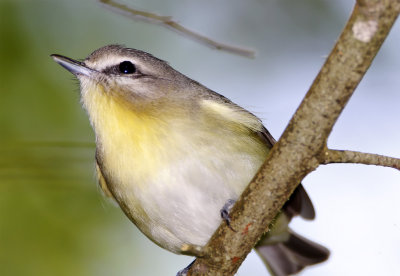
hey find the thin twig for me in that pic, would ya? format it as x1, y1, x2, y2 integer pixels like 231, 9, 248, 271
321, 149, 400, 170
98, 0, 255, 58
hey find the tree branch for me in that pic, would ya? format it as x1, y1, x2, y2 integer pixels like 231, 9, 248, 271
98, 0, 255, 58
188, 1, 400, 275
321, 149, 400, 170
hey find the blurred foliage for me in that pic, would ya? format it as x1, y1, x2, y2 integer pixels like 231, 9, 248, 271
0, 1, 140, 276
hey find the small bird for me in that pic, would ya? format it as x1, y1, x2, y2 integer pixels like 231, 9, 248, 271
51, 45, 329, 276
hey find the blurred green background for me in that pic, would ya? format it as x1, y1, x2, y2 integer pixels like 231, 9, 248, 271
1, 0, 399, 275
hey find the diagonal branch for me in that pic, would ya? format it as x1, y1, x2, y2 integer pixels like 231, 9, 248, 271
98, 0, 255, 58
321, 149, 400, 170
188, 1, 400, 275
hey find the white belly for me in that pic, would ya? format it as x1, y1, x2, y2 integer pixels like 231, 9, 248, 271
99, 131, 267, 253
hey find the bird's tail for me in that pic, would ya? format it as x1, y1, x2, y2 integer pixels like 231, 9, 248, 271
255, 229, 329, 276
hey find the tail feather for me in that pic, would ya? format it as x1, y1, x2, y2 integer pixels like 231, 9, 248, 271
256, 230, 329, 276
253, 182, 328, 275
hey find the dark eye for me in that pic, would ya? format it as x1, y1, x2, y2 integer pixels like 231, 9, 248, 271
118, 61, 136, 74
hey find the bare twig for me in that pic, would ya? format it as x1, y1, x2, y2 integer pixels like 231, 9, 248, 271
98, 0, 255, 58
188, 1, 400, 275
321, 149, 400, 170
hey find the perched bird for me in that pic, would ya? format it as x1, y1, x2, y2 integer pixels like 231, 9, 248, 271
51, 45, 329, 276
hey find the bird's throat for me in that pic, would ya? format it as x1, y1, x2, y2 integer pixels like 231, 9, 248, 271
82, 84, 170, 188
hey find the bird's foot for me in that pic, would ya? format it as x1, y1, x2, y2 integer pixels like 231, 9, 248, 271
220, 199, 237, 231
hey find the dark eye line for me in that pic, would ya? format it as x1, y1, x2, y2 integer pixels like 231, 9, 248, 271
101, 63, 139, 76
100, 64, 165, 81
100, 67, 156, 80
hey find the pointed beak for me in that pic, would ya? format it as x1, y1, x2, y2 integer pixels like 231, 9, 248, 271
51, 54, 94, 77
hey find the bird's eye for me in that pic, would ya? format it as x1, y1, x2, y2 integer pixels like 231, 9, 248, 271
118, 61, 136, 74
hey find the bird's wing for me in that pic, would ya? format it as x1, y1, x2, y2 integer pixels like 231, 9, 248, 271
96, 161, 115, 199
257, 126, 315, 220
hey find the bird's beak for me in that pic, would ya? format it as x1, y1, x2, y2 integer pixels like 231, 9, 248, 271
51, 54, 94, 77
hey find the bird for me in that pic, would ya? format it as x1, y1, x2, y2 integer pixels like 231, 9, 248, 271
51, 44, 329, 276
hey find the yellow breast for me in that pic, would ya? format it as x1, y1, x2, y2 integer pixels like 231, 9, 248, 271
82, 83, 169, 189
